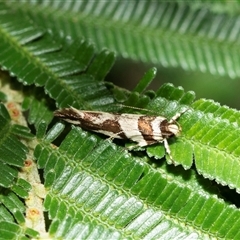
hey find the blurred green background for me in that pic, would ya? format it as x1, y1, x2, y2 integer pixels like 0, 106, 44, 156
108, 58, 240, 110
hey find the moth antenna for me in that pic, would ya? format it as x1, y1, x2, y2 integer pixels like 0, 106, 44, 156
114, 104, 157, 115
106, 131, 125, 140
169, 108, 189, 124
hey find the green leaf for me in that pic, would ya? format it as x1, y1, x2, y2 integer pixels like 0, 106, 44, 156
87, 49, 115, 81
0, 221, 37, 240
0, 204, 14, 222
132, 67, 157, 94
9, 0, 240, 79
44, 122, 65, 143
0, 191, 25, 224
123, 67, 157, 107
193, 98, 240, 126
0, 164, 17, 189
34, 126, 240, 239
0, 104, 28, 188
11, 179, 32, 199
0, 221, 22, 240
0, 3, 116, 111
22, 89, 54, 129
11, 125, 33, 140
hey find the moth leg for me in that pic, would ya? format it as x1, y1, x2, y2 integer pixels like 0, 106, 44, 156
127, 140, 157, 150
163, 139, 171, 156
126, 141, 145, 151
138, 140, 158, 147
163, 138, 176, 165
126, 144, 140, 151
105, 131, 124, 141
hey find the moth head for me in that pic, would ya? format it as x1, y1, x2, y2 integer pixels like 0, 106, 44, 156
164, 108, 188, 137
161, 120, 181, 138
167, 122, 181, 136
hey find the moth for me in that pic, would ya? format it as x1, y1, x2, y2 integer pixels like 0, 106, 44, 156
54, 107, 186, 159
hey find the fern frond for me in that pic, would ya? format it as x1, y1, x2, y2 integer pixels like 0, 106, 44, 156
0, 221, 38, 239
0, 104, 30, 188
8, 0, 240, 78
0, 3, 115, 111
22, 88, 54, 129
34, 125, 240, 239
142, 83, 240, 192
0, 191, 25, 224
177, 1, 240, 14
193, 98, 240, 126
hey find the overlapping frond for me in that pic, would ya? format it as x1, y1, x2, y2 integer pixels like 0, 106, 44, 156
0, 2, 116, 111
193, 98, 240, 126
22, 88, 54, 129
0, 189, 38, 239
0, 102, 36, 238
142, 84, 240, 193
8, 0, 240, 78
0, 104, 32, 188
34, 125, 240, 239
